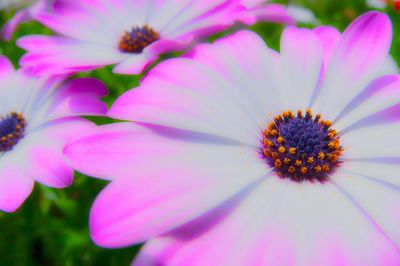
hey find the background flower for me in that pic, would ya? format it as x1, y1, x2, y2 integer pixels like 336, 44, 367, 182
17, 0, 243, 76
65, 11, 400, 265
0, 55, 107, 212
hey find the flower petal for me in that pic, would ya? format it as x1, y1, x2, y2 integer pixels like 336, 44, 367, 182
18, 35, 124, 76
109, 31, 274, 146
34, 0, 126, 43
64, 123, 150, 180
378, 56, 399, 77
279, 27, 323, 110
334, 75, 400, 132
0, 55, 15, 78
133, 177, 400, 265
189, 30, 283, 124
74, 123, 268, 247
313, 26, 341, 67
313, 11, 392, 119
112, 53, 156, 75
341, 161, 400, 195
90, 170, 265, 248
19, 0, 242, 75
23, 118, 95, 188
237, 3, 293, 25
27, 147, 73, 188
43, 77, 108, 121
157, 0, 237, 38
0, 8, 31, 41
341, 122, 400, 160
333, 170, 400, 249
0, 163, 34, 213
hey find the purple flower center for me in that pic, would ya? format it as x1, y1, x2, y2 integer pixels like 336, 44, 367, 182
119, 25, 159, 54
261, 110, 343, 183
0, 112, 26, 152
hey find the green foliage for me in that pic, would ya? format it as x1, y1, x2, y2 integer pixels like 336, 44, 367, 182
0, 1, 399, 265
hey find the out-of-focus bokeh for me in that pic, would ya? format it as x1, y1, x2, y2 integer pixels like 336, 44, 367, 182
0, 0, 398, 265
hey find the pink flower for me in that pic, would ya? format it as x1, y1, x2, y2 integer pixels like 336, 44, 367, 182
17, 0, 242, 76
0, 55, 107, 212
237, 0, 294, 25
65, 11, 400, 265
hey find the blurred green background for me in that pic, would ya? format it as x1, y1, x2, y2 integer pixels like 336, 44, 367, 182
0, 0, 399, 265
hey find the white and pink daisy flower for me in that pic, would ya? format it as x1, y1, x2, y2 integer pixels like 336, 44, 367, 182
65, 11, 400, 265
237, 0, 294, 25
0, 55, 107, 212
16, 0, 243, 76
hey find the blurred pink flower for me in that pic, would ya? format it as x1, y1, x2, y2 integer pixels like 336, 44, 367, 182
17, 0, 242, 76
65, 11, 400, 265
0, 55, 107, 212
237, 0, 294, 25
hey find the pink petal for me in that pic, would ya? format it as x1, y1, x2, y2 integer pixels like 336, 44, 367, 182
190, 30, 282, 102
334, 75, 400, 132
0, 8, 31, 41
147, 0, 236, 36
341, 122, 400, 160
189, 30, 282, 117
314, 11, 393, 119
18, 35, 124, 76
45, 77, 108, 120
22, 118, 95, 188
333, 169, 400, 252
65, 123, 268, 247
64, 122, 266, 180
109, 59, 259, 146
27, 147, 73, 188
147, 39, 190, 56
133, 176, 400, 265
159, 0, 238, 38
112, 54, 156, 75
90, 168, 264, 248
1, 0, 49, 40
280, 27, 323, 110
64, 122, 148, 180
18, 0, 243, 75
33, 1, 118, 41
110, 31, 279, 146
0, 55, 15, 78
313, 26, 341, 67
378, 56, 399, 76
133, 177, 293, 266
237, 4, 294, 25
0, 164, 34, 213
342, 161, 400, 188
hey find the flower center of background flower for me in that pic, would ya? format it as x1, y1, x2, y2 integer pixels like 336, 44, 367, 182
261, 110, 343, 183
118, 25, 159, 54
0, 112, 26, 152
